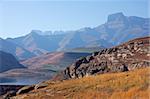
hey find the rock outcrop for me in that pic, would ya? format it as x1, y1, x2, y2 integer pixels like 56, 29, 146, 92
16, 85, 35, 95
55, 37, 150, 80
0, 85, 24, 96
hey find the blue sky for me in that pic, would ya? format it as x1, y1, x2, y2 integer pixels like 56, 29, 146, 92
0, 0, 149, 38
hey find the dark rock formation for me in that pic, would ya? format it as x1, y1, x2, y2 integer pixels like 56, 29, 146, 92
16, 85, 35, 95
55, 37, 150, 80
0, 85, 24, 96
34, 83, 48, 90
3, 90, 16, 99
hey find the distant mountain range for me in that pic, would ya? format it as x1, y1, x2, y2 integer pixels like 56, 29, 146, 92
0, 38, 36, 60
0, 12, 149, 60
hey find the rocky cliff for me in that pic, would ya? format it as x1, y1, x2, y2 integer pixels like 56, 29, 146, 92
55, 37, 150, 80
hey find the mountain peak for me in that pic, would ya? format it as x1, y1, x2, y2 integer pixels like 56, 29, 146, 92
31, 30, 42, 34
78, 27, 92, 32
107, 12, 126, 22
27, 30, 41, 37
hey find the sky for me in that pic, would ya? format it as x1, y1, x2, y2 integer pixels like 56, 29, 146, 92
0, 0, 149, 38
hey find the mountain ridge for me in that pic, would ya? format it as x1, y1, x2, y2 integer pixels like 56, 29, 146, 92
1, 12, 149, 60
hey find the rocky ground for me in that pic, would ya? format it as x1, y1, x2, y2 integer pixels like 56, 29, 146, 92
0, 85, 24, 97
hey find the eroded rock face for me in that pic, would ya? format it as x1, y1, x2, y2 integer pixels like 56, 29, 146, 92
0, 85, 24, 97
56, 37, 150, 80
16, 85, 35, 95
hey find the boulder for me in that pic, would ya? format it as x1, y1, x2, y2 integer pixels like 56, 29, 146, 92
16, 85, 34, 95
3, 91, 16, 99
34, 83, 48, 90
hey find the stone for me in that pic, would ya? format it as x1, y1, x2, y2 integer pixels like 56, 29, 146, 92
92, 51, 99, 56
16, 85, 34, 95
3, 91, 16, 99
34, 83, 48, 90
86, 56, 94, 62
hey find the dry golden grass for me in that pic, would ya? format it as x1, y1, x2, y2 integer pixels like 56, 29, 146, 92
13, 67, 150, 99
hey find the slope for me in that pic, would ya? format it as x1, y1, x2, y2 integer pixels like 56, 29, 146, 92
0, 51, 25, 72
12, 67, 150, 99
0, 38, 35, 60
21, 52, 91, 70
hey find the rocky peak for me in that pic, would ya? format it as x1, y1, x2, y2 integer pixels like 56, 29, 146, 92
55, 37, 150, 80
28, 30, 40, 37
107, 12, 126, 22
31, 30, 42, 35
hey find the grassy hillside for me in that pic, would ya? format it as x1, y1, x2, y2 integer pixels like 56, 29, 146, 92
13, 67, 150, 99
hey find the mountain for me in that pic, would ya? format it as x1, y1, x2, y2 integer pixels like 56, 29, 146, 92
0, 38, 35, 60
21, 52, 91, 70
55, 37, 150, 80
6, 30, 65, 56
57, 12, 149, 49
0, 51, 25, 72
5, 12, 150, 59
94, 12, 149, 45
57, 28, 113, 51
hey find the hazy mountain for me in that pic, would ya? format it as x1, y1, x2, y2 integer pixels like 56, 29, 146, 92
0, 51, 25, 72
7, 31, 66, 56
57, 28, 112, 51
0, 38, 35, 60
94, 12, 149, 45
4, 12, 150, 59
58, 12, 149, 49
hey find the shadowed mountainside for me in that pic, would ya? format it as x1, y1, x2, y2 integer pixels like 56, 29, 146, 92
0, 51, 25, 72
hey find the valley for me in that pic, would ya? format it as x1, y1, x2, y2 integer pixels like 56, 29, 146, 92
0, 52, 91, 85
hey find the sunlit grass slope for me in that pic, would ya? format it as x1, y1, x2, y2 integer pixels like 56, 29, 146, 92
14, 67, 150, 99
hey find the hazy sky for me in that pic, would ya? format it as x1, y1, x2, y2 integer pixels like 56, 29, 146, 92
0, 0, 149, 38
